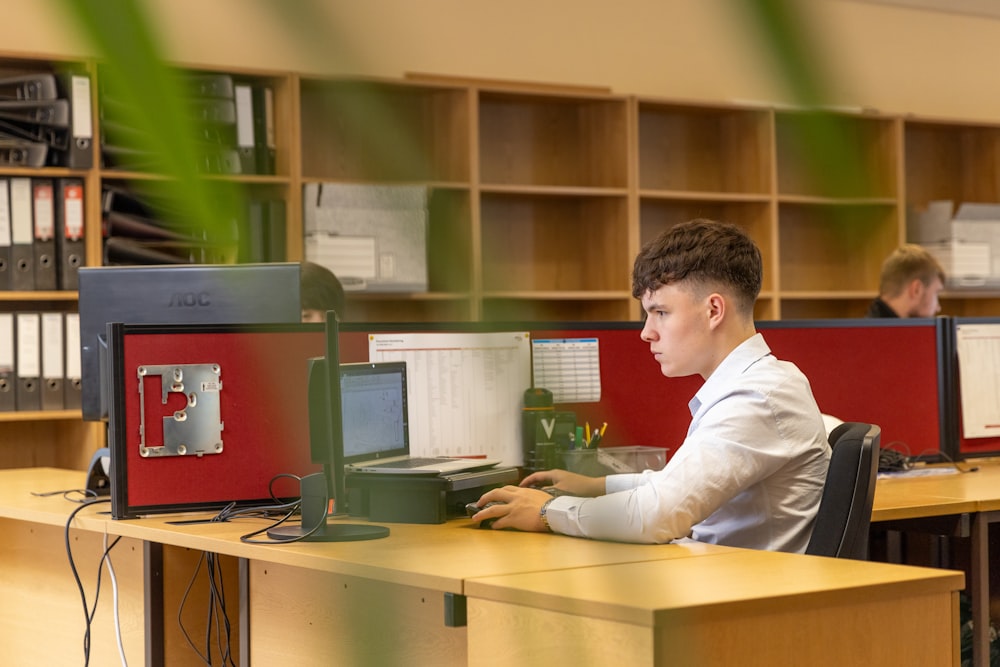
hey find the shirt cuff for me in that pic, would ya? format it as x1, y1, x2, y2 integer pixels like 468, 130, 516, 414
540, 494, 579, 536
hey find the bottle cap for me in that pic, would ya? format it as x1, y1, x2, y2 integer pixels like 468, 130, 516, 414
523, 387, 554, 409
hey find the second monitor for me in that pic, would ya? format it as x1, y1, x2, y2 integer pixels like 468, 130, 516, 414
78, 262, 302, 422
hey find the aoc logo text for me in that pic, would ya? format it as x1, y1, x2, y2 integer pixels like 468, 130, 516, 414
168, 292, 211, 307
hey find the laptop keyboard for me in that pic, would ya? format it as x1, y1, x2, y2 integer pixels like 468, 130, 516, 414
363, 457, 445, 469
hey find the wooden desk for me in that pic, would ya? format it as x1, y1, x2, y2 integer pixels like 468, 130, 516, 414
106, 509, 734, 665
0, 467, 966, 666
872, 462, 1000, 667
466, 550, 962, 667
0, 467, 146, 665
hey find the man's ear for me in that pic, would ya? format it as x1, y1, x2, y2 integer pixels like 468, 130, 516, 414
706, 292, 726, 329
906, 277, 925, 302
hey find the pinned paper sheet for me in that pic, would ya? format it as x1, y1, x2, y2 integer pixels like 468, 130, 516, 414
956, 323, 1000, 438
531, 338, 601, 403
369, 331, 530, 466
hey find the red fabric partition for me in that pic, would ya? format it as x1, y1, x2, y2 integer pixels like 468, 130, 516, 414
342, 319, 951, 462
110, 319, 950, 517
111, 325, 326, 517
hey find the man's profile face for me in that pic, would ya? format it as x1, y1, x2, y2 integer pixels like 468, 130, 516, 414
909, 277, 943, 318
639, 283, 713, 379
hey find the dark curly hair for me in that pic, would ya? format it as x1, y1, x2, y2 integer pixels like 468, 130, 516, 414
631, 219, 762, 316
300, 261, 346, 317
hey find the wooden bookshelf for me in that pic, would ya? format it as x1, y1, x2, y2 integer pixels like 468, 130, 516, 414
8, 52, 1000, 469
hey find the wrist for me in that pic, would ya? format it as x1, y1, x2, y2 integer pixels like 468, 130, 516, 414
539, 497, 555, 532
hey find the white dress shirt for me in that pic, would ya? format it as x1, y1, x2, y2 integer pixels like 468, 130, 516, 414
543, 333, 830, 553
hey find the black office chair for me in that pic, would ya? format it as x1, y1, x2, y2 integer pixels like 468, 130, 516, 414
805, 422, 880, 560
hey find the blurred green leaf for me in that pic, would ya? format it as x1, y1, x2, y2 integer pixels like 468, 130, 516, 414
57, 0, 243, 261
738, 0, 869, 197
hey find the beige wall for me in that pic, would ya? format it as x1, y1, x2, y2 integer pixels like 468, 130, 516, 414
9, 0, 1000, 122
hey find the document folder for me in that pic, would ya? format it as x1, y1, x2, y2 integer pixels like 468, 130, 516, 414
0, 178, 10, 290
0, 313, 14, 411
9, 177, 33, 290
234, 83, 257, 174
55, 178, 84, 290
103, 236, 188, 265
55, 72, 93, 169
267, 200, 286, 261
252, 84, 276, 174
0, 72, 57, 101
40, 312, 64, 410
0, 99, 69, 127
63, 313, 81, 410
0, 138, 47, 167
32, 179, 57, 290
0, 117, 68, 151
184, 72, 234, 99
189, 97, 237, 125
239, 200, 268, 263
15, 312, 40, 411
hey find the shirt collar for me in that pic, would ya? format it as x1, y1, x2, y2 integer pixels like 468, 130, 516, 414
690, 333, 771, 413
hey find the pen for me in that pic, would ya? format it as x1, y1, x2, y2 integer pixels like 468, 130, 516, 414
599, 422, 607, 437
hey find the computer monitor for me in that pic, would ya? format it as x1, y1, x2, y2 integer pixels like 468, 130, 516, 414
78, 263, 302, 422
267, 310, 389, 542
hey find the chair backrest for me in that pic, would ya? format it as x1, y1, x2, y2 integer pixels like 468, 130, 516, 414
805, 422, 880, 559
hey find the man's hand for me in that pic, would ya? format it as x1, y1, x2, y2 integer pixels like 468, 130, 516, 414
470, 485, 553, 532
521, 469, 605, 497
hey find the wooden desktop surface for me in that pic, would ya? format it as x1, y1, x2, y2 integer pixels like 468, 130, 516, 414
103, 499, 736, 594
465, 550, 963, 666
873, 460, 1000, 520
0, 467, 967, 666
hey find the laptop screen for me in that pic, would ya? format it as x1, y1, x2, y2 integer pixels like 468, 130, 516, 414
340, 361, 409, 463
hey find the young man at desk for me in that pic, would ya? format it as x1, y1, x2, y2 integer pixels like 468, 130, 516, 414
473, 219, 831, 552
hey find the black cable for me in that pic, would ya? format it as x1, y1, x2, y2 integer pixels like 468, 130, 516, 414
178, 551, 210, 664
63, 497, 113, 666
936, 449, 980, 474
173, 485, 304, 664
32, 487, 98, 503
209, 553, 235, 665
177, 548, 239, 666
881, 440, 981, 474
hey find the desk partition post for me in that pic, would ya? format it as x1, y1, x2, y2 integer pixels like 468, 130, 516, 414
239, 557, 250, 667
972, 512, 994, 667
143, 541, 164, 667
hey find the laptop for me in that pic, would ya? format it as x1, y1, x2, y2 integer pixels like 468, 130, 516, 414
341, 361, 501, 475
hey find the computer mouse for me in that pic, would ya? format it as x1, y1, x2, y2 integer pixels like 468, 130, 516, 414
465, 501, 504, 528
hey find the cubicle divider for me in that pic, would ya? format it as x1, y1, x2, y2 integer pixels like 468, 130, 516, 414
759, 318, 955, 460
340, 321, 698, 455
107, 322, 326, 519
342, 318, 956, 463
104, 317, 959, 519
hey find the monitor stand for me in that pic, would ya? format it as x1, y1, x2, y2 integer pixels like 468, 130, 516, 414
266, 472, 389, 542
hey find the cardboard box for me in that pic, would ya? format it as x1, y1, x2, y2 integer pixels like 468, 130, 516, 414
303, 182, 428, 292
924, 239, 991, 287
